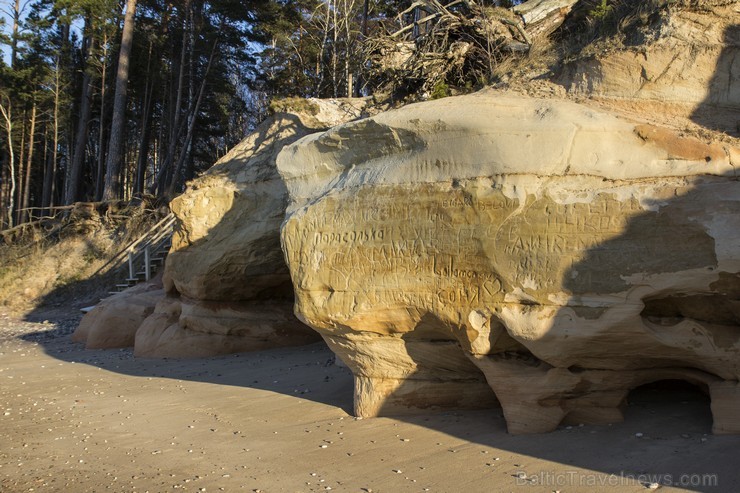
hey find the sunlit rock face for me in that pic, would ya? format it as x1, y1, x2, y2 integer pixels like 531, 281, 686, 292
164, 99, 371, 302
134, 99, 368, 357
555, 3, 740, 137
74, 98, 368, 356
278, 92, 740, 434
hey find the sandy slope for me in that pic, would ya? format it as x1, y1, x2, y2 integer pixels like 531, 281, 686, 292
0, 314, 738, 493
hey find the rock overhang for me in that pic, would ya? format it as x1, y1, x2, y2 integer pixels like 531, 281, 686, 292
277, 92, 740, 434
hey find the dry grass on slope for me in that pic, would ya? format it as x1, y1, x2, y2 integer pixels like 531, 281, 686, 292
0, 201, 168, 319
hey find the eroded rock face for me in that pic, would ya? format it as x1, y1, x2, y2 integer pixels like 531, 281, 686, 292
164, 99, 369, 301
555, 3, 740, 136
76, 98, 368, 357
279, 93, 740, 433
136, 99, 368, 357
72, 279, 163, 349
133, 298, 317, 358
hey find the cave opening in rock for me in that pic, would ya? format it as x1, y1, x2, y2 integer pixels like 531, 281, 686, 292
640, 275, 740, 329
624, 379, 713, 433
641, 294, 739, 325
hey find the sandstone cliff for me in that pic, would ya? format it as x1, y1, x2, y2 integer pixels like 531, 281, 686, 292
71, 0, 740, 436
73, 98, 367, 356
278, 92, 740, 434
554, 1, 739, 137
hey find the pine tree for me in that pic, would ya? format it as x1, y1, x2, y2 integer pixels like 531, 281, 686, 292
102, 0, 137, 201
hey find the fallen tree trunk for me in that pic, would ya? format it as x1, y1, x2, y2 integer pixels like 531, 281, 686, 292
513, 0, 579, 39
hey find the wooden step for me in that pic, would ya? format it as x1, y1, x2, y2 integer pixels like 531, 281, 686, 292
107, 217, 174, 296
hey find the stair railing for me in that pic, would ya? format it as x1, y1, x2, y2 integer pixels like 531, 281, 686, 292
93, 212, 176, 282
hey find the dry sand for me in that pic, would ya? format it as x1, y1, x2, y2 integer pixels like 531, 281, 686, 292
1, 312, 738, 493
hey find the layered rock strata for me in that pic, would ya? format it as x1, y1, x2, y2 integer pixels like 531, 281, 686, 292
555, 2, 740, 136
279, 93, 740, 434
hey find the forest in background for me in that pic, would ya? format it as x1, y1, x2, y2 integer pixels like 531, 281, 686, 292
0, 0, 530, 229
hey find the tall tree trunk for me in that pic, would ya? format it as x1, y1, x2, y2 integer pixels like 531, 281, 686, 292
332, 0, 339, 98
65, 30, 96, 205
1, 152, 8, 228
54, 23, 72, 210
10, 0, 21, 68
51, 65, 60, 209
121, 144, 129, 200
166, 39, 218, 196
95, 32, 109, 201
42, 56, 61, 211
42, 132, 54, 212
15, 110, 26, 225
0, 102, 16, 228
354, 0, 369, 96
153, 114, 165, 187
317, 0, 331, 95
342, 0, 355, 97
20, 103, 36, 224
134, 49, 155, 196
151, 8, 189, 195
102, 0, 138, 201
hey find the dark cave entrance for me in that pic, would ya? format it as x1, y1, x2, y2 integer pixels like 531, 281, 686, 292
624, 379, 713, 434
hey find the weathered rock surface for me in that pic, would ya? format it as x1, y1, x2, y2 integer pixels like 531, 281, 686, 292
76, 99, 367, 357
555, 3, 740, 136
279, 92, 740, 433
72, 278, 163, 349
134, 298, 318, 358
164, 98, 369, 301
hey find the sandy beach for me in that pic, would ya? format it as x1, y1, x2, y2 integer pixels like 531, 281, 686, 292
1, 312, 738, 493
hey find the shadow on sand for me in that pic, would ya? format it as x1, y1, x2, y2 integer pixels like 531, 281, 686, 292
16, 319, 736, 491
